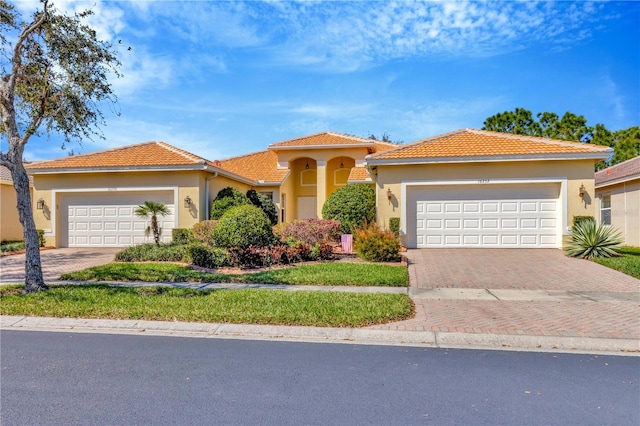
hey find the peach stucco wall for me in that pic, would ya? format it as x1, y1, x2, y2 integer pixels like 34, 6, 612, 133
595, 179, 640, 247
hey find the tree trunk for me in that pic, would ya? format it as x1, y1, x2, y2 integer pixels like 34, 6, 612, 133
12, 163, 47, 293
152, 215, 160, 246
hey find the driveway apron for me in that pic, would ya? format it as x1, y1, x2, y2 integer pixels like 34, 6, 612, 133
370, 249, 640, 341
0, 248, 119, 283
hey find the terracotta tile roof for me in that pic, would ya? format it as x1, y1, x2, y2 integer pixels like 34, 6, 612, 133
25, 141, 208, 171
217, 150, 288, 184
269, 132, 374, 148
368, 129, 612, 162
347, 167, 372, 182
1, 165, 33, 185
595, 156, 640, 186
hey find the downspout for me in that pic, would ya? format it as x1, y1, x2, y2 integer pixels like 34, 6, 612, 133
205, 172, 218, 220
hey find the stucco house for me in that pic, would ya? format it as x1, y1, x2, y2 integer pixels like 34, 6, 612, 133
1, 165, 32, 242
25, 129, 611, 249
594, 156, 640, 246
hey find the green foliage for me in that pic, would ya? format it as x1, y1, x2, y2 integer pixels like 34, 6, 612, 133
565, 220, 623, 259
114, 243, 186, 262
36, 229, 45, 247
193, 220, 218, 247
187, 244, 231, 269
354, 223, 401, 262
572, 216, 595, 227
274, 219, 341, 246
1, 240, 25, 254
210, 187, 251, 220
246, 190, 279, 225
172, 228, 193, 245
389, 217, 400, 236
213, 205, 274, 249
134, 201, 170, 246
322, 184, 375, 233
482, 108, 640, 169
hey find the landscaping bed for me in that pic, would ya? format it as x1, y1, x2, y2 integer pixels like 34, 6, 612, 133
0, 284, 413, 327
61, 262, 409, 287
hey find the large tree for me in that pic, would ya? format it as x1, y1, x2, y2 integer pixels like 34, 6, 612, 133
0, 1, 120, 293
482, 108, 639, 169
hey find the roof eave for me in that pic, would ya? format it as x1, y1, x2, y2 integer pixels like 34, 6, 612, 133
595, 174, 640, 189
27, 163, 211, 175
366, 152, 612, 166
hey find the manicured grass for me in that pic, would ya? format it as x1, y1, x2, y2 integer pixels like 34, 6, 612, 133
61, 262, 409, 287
0, 285, 413, 327
592, 246, 640, 279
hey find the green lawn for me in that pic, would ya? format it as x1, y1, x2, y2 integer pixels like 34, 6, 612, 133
0, 285, 413, 328
61, 262, 409, 287
592, 246, 640, 279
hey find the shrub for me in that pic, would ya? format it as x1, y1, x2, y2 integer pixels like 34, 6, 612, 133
565, 220, 623, 259
353, 223, 401, 262
572, 216, 595, 227
187, 244, 231, 269
389, 217, 400, 236
310, 242, 334, 261
210, 187, 251, 220
274, 219, 341, 246
115, 243, 187, 262
247, 190, 279, 225
213, 205, 274, 249
193, 220, 218, 247
322, 184, 375, 234
36, 229, 45, 247
172, 228, 193, 245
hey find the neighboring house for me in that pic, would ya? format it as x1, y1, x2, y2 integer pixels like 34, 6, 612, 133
594, 156, 640, 246
0, 165, 33, 242
25, 129, 611, 249
25, 133, 395, 247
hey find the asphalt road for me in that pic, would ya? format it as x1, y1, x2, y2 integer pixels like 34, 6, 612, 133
1, 331, 638, 425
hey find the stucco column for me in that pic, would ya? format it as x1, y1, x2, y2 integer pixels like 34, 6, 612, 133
316, 160, 327, 218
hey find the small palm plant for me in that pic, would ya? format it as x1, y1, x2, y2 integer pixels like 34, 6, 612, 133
565, 219, 623, 259
134, 201, 170, 246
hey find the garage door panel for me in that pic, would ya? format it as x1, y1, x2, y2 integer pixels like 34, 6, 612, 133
63, 191, 175, 248
413, 183, 560, 248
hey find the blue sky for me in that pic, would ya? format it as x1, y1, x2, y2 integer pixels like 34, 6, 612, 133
7, 0, 640, 162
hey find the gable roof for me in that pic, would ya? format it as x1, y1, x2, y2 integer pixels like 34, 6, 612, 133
216, 150, 289, 184
595, 156, 640, 187
347, 167, 372, 183
367, 129, 612, 165
268, 132, 397, 150
25, 141, 214, 173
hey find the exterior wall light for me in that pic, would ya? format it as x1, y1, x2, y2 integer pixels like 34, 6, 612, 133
386, 188, 393, 204
36, 198, 45, 210
184, 195, 193, 208
579, 184, 586, 199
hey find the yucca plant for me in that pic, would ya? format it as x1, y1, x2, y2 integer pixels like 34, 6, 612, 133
565, 219, 623, 259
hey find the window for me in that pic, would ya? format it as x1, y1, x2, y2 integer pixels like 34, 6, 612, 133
600, 194, 611, 225
281, 194, 286, 223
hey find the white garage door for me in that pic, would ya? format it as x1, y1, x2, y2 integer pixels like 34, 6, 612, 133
413, 183, 560, 248
61, 191, 175, 247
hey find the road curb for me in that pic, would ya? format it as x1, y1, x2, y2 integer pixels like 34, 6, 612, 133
2, 315, 638, 356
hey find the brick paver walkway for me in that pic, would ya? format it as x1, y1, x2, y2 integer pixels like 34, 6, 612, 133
369, 249, 640, 341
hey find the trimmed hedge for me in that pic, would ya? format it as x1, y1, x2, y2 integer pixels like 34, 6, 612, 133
389, 217, 400, 236
115, 243, 187, 262
172, 228, 193, 245
213, 205, 274, 249
247, 190, 278, 225
187, 244, 231, 269
210, 187, 251, 220
573, 215, 595, 227
193, 220, 218, 247
322, 184, 375, 233
274, 219, 341, 246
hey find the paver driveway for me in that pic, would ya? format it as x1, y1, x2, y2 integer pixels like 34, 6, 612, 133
371, 248, 640, 340
0, 248, 119, 283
